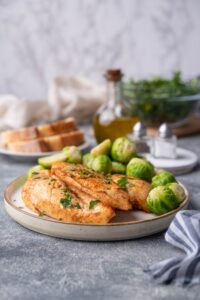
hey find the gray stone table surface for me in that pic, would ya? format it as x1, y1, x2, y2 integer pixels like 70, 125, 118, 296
0, 129, 200, 300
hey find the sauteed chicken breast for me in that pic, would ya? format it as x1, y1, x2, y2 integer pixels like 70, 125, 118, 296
112, 174, 152, 212
22, 170, 115, 224
51, 162, 132, 211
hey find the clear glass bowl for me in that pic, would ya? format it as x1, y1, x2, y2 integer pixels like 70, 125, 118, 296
123, 86, 200, 127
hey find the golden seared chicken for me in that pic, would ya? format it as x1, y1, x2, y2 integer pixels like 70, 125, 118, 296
51, 162, 132, 211
22, 170, 115, 224
112, 174, 152, 212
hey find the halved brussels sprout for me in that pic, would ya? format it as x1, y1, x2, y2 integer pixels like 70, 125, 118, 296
147, 186, 179, 215
38, 152, 68, 168
126, 158, 154, 182
62, 146, 82, 164
92, 155, 112, 175
111, 162, 126, 174
167, 182, 186, 203
82, 153, 95, 169
91, 139, 111, 157
27, 165, 45, 178
110, 137, 136, 164
152, 171, 176, 188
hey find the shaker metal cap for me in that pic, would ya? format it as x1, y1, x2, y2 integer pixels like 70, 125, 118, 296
133, 121, 146, 137
158, 123, 173, 138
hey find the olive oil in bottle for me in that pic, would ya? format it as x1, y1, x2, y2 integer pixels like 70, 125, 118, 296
93, 69, 139, 143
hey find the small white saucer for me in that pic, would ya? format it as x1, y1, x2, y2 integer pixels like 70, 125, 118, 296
145, 147, 198, 175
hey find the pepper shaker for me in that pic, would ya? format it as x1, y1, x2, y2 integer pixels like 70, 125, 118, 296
130, 122, 151, 153
152, 123, 177, 159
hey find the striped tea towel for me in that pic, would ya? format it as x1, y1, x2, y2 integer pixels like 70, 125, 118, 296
145, 210, 200, 287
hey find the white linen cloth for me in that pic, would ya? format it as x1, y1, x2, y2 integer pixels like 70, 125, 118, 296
0, 76, 105, 130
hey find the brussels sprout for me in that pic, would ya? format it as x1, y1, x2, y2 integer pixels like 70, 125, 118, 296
167, 182, 186, 203
92, 155, 112, 175
38, 152, 68, 168
82, 153, 95, 169
27, 165, 45, 178
147, 160, 155, 172
62, 146, 82, 164
147, 186, 179, 215
110, 137, 136, 164
111, 162, 126, 174
152, 171, 176, 188
91, 139, 111, 157
126, 158, 154, 182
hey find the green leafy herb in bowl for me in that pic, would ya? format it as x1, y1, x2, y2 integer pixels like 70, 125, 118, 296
123, 71, 200, 126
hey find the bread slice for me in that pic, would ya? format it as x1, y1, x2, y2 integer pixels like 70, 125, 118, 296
37, 117, 77, 138
1, 118, 77, 146
1, 127, 38, 146
7, 130, 84, 153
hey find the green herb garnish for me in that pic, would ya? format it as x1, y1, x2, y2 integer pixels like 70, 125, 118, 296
117, 176, 128, 191
39, 211, 45, 217
89, 200, 100, 209
67, 167, 76, 171
32, 171, 39, 175
105, 174, 112, 184
69, 173, 75, 178
60, 193, 72, 208
79, 169, 94, 179
74, 203, 81, 209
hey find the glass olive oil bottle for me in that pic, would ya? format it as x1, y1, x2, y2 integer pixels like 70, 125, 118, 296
93, 69, 139, 143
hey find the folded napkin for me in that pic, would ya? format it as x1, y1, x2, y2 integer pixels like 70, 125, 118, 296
145, 210, 200, 287
0, 76, 105, 130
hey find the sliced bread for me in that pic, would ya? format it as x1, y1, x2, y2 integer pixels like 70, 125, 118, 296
7, 130, 84, 153
1, 117, 77, 146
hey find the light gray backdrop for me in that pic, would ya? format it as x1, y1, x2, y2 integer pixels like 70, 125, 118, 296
0, 0, 200, 100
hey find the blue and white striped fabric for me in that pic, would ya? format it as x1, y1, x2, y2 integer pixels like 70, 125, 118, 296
145, 210, 200, 287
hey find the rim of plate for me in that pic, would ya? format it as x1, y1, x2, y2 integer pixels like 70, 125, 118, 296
0, 140, 91, 157
4, 176, 189, 227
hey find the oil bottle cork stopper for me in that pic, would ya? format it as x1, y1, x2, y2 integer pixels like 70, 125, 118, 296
105, 69, 123, 81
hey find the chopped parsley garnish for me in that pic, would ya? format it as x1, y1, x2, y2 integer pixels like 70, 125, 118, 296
89, 200, 100, 210
105, 174, 112, 184
39, 211, 45, 217
117, 176, 128, 191
79, 169, 94, 179
67, 167, 76, 171
69, 173, 75, 178
60, 193, 72, 208
32, 171, 39, 175
74, 203, 81, 209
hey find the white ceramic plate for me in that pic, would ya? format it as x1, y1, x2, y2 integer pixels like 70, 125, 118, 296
0, 140, 91, 161
145, 147, 198, 175
4, 176, 189, 241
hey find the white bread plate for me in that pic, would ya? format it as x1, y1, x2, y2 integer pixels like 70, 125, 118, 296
4, 176, 189, 241
0, 140, 91, 161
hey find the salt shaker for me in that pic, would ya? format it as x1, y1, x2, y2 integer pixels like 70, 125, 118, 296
152, 123, 177, 159
131, 122, 151, 153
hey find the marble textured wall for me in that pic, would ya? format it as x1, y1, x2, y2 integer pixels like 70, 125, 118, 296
0, 0, 200, 100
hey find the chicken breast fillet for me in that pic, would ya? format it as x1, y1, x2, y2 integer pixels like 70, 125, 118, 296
51, 162, 132, 211
111, 174, 152, 212
22, 170, 115, 224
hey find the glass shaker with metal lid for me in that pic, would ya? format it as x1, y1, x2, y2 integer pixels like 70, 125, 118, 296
129, 121, 151, 154
152, 123, 177, 159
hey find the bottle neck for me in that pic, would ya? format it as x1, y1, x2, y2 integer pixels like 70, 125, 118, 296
106, 80, 122, 108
